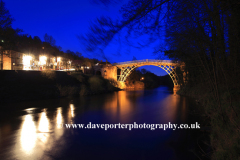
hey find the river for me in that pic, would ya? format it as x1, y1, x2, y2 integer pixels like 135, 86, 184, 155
0, 86, 200, 160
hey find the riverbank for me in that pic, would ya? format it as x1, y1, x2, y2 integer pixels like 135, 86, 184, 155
177, 84, 240, 160
177, 86, 213, 159
0, 70, 120, 105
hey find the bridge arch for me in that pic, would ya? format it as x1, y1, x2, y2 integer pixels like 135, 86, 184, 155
118, 64, 178, 85
113, 59, 186, 91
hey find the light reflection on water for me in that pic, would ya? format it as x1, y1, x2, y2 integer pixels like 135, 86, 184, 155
68, 104, 75, 123
70, 104, 75, 118
12, 104, 76, 159
104, 91, 135, 123
38, 111, 50, 145
20, 115, 36, 153
56, 107, 63, 129
54, 107, 64, 142
38, 111, 50, 132
0, 87, 193, 159
161, 94, 179, 123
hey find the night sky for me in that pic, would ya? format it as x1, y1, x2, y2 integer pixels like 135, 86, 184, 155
5, 0, 168, 76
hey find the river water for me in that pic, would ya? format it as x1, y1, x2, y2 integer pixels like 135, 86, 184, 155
0, 86, 199, 160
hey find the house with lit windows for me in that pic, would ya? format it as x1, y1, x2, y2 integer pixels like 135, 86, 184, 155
0, 50, 77, 71
2, 50, 23, 70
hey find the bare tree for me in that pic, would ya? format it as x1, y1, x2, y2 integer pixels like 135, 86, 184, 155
44, 33, 56, 46
0, 0, 14, 29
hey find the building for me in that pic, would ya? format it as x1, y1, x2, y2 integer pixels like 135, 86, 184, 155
2, 50, 23, 70
72, 60, 83, 72
0, 50, 77, 71
93, 60, 112, 78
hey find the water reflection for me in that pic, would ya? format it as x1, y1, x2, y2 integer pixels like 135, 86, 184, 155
38, 110, 50, 133
38, 110, 50, 146
161, 94, 179, 123
68, 104, 75, 123
70, 104, 75, 118
53, 107, 64, 143
181, 97, 187, 122
0, 87, 192, 160
20, 115, 37, 153
104, 91, 134, 123
56, 107, 63, 129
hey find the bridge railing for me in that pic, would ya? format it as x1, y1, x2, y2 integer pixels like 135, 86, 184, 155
112, 59, 179, 66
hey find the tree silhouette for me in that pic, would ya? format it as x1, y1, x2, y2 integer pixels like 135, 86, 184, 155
44, 33, 56, 46
0, 0, 14, 29
0, 0, 16, 49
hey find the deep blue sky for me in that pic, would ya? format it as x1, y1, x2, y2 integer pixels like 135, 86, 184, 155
5, 0, 168, 76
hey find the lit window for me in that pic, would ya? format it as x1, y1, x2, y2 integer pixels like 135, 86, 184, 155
39, 56, 47, 65
23, 55, 32, 70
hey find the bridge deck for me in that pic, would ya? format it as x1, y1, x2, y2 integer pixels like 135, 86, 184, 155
113, 59, 180, 66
